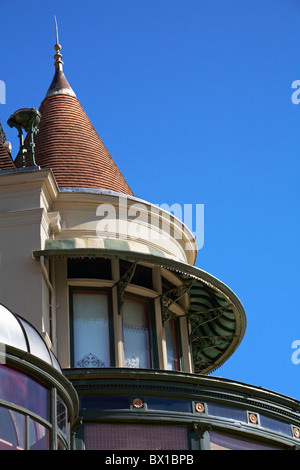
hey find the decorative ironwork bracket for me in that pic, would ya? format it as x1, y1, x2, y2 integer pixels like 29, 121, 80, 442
191, 334, 233, 351
116, 261, 138, 314
161, 279, 194, 324
188, 304, 232, 329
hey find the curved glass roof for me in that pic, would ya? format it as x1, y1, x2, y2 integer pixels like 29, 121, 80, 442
0, 304, 61, 371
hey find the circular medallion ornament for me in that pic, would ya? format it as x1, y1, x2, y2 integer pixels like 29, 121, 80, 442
293, 427, 300, 438
132, 398, 143, 409
195, 402, 205, 413
249, 413, 258, 424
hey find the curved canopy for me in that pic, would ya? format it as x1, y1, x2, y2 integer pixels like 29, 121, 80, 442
0, 304, 61, 371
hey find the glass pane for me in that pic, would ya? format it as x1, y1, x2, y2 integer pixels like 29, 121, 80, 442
210, 431, 282, 450
260, 415, 291, 436
18, 317, 51, 365
207, 402, 246, 422
68, 258, 111, 280
123, 298, 151, 368
80, 396, 129, 410
29, 419, 50, 450
0, 406, 25, 450
73, 292, 110, 368
165, 319, 179, 371
0, 305, 27, 351
0, 365, 48, 420
147, 397, 191, 413
84, 424, 189, 450
57, 438, 66, 450
120, 261, 153, 289
57, 397, 67, 434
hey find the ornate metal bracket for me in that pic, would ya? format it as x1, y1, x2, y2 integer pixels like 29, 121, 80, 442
116, 261, 138, 314
161, 279, 194, 324
7, 108, 41, 168
188, 304, 232, 329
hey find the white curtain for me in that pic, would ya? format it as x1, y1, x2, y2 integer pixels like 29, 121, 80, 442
165, 319, 179, 371
73, 292, 110, 368
123, 299, 150, 369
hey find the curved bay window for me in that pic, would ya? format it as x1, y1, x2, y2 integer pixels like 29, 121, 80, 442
68, 258, 185, 372
0, 364, 71, 450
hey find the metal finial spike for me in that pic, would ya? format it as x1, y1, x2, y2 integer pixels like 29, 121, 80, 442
54, 15, 59, 45
53, 15, 63, 69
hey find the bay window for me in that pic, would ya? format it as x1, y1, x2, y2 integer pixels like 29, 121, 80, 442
68, 260, 186, 372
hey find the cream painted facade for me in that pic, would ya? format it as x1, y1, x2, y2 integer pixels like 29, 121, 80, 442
0, 165, 198, 371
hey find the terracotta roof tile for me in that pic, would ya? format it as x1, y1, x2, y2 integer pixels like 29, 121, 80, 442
0, 141, 15, 170
26, 92, 134, 196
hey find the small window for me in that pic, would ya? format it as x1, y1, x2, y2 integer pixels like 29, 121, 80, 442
70, 289, 113, 368
122, 297, 156, 369
165, 317, 181, 371
119, 260, 153, 290
68, 258, 111, 280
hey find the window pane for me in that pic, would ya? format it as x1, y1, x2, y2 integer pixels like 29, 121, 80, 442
84, 424, 189, 450
68, 258, 111, 280
18, 317, 52, 365
123, 299, 151, 369
0, 365, 48, 420
120, 261, 153, 289
57, 396, 67, 434
29, 419, 50, 450
165, 318, 179, 371
210, 431, 282, 450
0, 305, 27, 351
80, 396, 129, 410
73, 292, 110, 368
0, 406, 25, 450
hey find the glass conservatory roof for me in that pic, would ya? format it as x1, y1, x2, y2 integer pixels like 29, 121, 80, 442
0, 304, 61, 371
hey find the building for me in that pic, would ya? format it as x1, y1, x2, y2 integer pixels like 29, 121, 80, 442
0, 33, 299, 451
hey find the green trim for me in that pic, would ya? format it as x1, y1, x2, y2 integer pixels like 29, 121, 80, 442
45, 239, 76, 250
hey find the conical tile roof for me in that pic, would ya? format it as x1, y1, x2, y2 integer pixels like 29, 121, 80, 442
33, 92, 134, 195
16, 37, 134, 196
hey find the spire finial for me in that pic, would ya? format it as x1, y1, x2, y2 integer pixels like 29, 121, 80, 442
54, 15, 59, 44
53, 15, 63, 70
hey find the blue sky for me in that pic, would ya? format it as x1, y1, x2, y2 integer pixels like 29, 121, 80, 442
1, 0, 300, 400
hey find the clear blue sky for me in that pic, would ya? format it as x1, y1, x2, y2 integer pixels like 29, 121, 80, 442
1, 0, 300, 400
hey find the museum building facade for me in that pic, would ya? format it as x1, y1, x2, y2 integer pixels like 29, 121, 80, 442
0, 35, 299, 450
